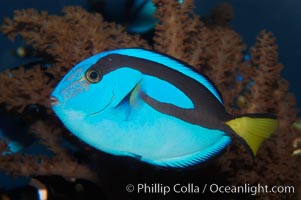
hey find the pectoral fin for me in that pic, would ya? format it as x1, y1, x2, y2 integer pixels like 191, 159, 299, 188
129, 82, 142, 106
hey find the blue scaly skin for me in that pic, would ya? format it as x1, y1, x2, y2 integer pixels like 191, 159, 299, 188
51, 48, 277, 168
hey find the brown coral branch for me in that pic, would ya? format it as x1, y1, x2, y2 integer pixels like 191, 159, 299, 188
1, 6, 149, 71
153, 1, 247, 110
153, 0, 196, 60
0, 153, 98, 183
30, 120, 66, 154
0, 5, 152, 188
218, 30, 300, 200
0, 6, 150, 113
200, 27, 247, 110
0, 65, 53, 112
244, 30, 298, 129
0, 119, 98, 183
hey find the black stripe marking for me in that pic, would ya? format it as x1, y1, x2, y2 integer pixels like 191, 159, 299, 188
90, 54, 232, 129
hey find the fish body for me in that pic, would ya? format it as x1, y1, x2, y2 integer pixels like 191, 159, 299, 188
127, 0, 184, 33
89, 0, 183, 33
51, 48, 277, 168
0, 115, 34, 155
126, 0, 157, 33
0, 129, 23, 155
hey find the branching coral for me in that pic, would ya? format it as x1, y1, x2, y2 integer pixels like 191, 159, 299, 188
246, 30, 298, 129
0, 5, 149, 189
1, 6, 149, 112
0, 0, 300, 199
0, 65, 53, 112
0, 118, 98, 183
2, 7, 149, 70
217, 29, 300, 200
154, 0, 248, 110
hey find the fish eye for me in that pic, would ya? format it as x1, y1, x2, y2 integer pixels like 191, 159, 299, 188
85, 68, 102, 83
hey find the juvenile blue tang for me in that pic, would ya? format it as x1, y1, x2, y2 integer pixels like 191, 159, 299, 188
89, 0, 183, 34
50, 48, 277, 168
0, 115, 35, 155
127, 0, 183, 33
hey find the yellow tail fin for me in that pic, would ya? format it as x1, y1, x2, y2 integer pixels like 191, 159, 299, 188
225, 114, 278, 156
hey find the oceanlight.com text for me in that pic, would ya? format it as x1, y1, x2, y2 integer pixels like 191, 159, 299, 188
125, 183, 294, 196
208, 183, 294, 196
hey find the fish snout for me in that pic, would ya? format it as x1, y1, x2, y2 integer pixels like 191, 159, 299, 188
50, 96, 59, 106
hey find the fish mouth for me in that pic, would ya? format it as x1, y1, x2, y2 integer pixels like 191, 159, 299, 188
87, 95, 114, 116
50, 96, 59, 106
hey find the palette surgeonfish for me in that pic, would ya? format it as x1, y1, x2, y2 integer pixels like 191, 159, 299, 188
88, 0, 183, 34
125, 0, 182, 33
50, 48, 278, 168
0, 115, 35, 156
